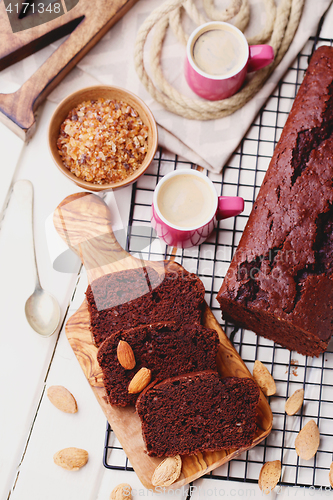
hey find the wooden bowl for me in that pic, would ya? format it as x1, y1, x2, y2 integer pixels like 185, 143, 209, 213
48, 85, 158, 191
53, 192, 273, 491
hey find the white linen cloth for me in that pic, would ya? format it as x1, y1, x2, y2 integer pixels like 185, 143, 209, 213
1, 0, 332, 173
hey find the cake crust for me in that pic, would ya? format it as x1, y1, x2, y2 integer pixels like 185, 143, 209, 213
217, 46, 333, 357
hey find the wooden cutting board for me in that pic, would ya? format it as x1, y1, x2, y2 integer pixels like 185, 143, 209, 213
0, 0, 139, 140
54, 192, 273, 491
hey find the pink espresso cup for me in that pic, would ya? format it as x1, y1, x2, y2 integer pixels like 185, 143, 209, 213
185, 21, 274, 101
151, 169, 244, 248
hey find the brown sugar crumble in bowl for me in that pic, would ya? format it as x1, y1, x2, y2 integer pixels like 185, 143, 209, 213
56, 98, 149, 184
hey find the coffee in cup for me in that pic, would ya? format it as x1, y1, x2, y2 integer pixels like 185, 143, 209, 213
151, 169, 244, 248
156, 173, 215, 229
192, 27, 247, 77
185, 21, 274, 101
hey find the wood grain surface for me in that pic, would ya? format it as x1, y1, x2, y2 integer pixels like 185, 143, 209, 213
54, 192, 273, 491
0, 0, 138, 140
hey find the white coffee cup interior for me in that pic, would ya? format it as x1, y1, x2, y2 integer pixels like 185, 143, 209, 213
187, 21, 249, 80
153, 169, 218, 231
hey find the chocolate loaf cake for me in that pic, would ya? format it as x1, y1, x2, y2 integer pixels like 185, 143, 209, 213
97, 322, 219, 406
86, 261, 205, 346
217, 46, 333, 357
136, 371, 260, 457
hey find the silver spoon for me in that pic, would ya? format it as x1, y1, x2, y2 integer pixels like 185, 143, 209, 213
13, 180, 61, 337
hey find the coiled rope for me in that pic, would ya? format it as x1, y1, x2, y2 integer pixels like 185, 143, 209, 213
134, 0, 305, 120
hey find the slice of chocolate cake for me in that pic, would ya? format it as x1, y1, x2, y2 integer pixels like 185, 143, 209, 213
97, 323, 219, 406
86, 262, 206, 346
136, 371, 260, 457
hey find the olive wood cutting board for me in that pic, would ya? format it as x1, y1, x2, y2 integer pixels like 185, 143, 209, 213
53, 192, 273, 491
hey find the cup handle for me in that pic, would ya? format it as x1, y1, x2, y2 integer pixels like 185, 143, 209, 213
247, 45, 274, 73
217, 196, 244, 220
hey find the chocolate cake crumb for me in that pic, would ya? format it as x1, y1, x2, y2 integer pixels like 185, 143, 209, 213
217, 46, 333, 357
97, 323, 219, 406
136, 371, 260, 457
86, 262, 206, 347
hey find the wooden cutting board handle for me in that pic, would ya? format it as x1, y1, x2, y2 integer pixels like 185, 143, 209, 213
0, 0, 138, 141
53, 192, 143, 283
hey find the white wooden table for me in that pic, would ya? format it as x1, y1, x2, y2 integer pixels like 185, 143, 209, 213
0, 95, 192, 500
1, 7, 333, 500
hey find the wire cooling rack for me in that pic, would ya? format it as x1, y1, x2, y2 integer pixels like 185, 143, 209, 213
103, 34, 333, 490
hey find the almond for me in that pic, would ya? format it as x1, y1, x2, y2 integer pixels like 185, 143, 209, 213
117, 340, 136, 370
110, 483, 132, 499
152, 455, 182, 487
285, 388, 304, 415
258, 460, 281, 494
295, 420, 320, 460
47, 386, 78, 413
253, 360, 276, 396
53, 447, 88, 470
128, 367, 151, 394
329, 463, 333, 488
